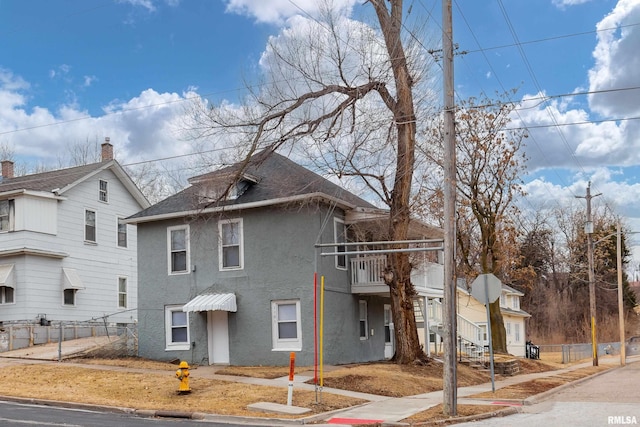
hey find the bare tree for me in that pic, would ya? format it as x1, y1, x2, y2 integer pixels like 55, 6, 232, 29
188, 1, 438, 364
421, 93, 528, 353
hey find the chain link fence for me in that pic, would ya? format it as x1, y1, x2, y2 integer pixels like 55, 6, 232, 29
0, 320, 137, 359
537, 341, 621, 364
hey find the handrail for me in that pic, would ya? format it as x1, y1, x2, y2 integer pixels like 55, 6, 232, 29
429, 300, 484, 348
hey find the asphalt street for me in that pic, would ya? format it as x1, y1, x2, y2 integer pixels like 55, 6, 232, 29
457, 360, 640, 427
0, 400, 266, 427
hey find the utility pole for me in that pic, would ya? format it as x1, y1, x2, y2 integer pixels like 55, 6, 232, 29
576, 182, 601, 367
442, 0, 457, 416
617, 222, 626, 366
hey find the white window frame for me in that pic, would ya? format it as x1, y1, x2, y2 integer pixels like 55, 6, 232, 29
63, 289, 77, 306
334, 218, 347, 270
359, 300, 368, 340
219, 218, 243, 271
0, 286, 14, 304
384, 304, 392, 344
513, 296, 520, 310
85, 209, 97, 243
506, 321, 511, 337
271, 300, 302, 351
0, 200, 13, 232
167, 225, 190, 275
117, 217, 128, 248
478, 323, 488, 343
514, 322, 521, 343
99, 179, 109, 203
500, 293, 506, 307
118, 277, 127, 309
165, 305, 190, 351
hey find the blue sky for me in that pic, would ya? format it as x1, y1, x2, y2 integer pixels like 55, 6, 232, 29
2, 0, 640, 258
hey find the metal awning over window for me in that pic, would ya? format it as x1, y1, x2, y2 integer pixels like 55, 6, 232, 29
182, 293, 237, 313
0, 264, 15, 288
62, 268, 85, 290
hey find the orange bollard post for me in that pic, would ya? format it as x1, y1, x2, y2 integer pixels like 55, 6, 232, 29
287, 352, 295, 406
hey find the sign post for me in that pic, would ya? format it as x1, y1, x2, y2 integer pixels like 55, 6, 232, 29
471, 273, 502, 392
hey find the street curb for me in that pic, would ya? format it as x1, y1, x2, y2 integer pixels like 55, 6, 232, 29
0, 394, 136, 415
0, 395, 210, 421
406, 406, 521, 426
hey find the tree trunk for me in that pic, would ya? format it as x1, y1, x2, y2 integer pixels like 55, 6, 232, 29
387, 252, 424, 363
372, 0, 425, 364
489, 299, 508, 353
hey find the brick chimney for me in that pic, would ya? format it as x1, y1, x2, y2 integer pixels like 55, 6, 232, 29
101, 137, 113, 161
1, 160, 14, 179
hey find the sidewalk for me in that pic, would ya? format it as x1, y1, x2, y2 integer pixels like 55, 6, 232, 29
0, 339, 634, 426
310, 356, 629, 426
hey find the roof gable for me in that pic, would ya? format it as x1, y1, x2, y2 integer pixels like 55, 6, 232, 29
0, 160, 149, 208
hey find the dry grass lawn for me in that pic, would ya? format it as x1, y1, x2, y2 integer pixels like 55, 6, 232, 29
0, 362, 361, 418
0, 355, 606, 424
468, 365, 611, 400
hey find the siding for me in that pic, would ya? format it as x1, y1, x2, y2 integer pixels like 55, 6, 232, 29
14, 195, 57, 234
138, 203, 388, 366
0, 167, 143, 324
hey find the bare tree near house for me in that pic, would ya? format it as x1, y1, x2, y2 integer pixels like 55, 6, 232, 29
421, 93, 527, 353
187, 1, 438, 364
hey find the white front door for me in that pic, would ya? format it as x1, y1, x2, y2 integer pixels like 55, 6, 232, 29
384, 304, 393, 359
207, 310, 230, 365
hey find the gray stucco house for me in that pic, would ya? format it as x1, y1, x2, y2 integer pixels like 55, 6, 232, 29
127, 149, 444, 366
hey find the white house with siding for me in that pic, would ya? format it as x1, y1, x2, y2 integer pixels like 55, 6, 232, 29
0, 140, 149, 326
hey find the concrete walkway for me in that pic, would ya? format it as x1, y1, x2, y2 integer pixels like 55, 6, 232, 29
0, 339, 635, 426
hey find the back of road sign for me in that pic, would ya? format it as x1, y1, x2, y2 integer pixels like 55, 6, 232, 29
471, 273, 502, 304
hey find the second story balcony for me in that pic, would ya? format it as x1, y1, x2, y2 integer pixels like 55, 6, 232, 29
350, 255, 444, 297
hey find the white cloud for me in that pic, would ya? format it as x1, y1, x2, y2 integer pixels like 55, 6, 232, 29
49, 64, 71, 81
0, 68, 29, 91
224, 0, 356, 24
0, 69, 199, 166
83, 75, 97, 87
117, 0, 156, 12
588, 0, 640, 117
552, 0, 594, 9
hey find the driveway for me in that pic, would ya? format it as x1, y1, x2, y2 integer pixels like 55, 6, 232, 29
457, 358, 640, 427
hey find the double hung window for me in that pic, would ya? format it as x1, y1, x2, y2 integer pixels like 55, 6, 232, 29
117, 218, 127, 248
219, 219, 243, 270
334, 218, 347, 269
165, 305, 190, 350
85, 210, 96, 243
168, 226, 189, 274
359, 300, 368, 339
118, 277, 127, 309
271, 300, 302, 351
0, 200, 13, 232
99, 179, 108, 202
0, 286, 14, 304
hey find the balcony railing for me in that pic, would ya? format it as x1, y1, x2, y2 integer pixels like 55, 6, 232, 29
350, 255, 444, 295
351, 255, 386, 286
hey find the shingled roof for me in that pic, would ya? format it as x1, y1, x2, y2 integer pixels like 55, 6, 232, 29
0, 162, 109, 194
0, 160, 149, 208
128, 149, 379, 222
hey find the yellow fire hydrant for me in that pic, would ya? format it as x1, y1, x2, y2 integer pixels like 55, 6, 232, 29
175, 361, 191, 394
